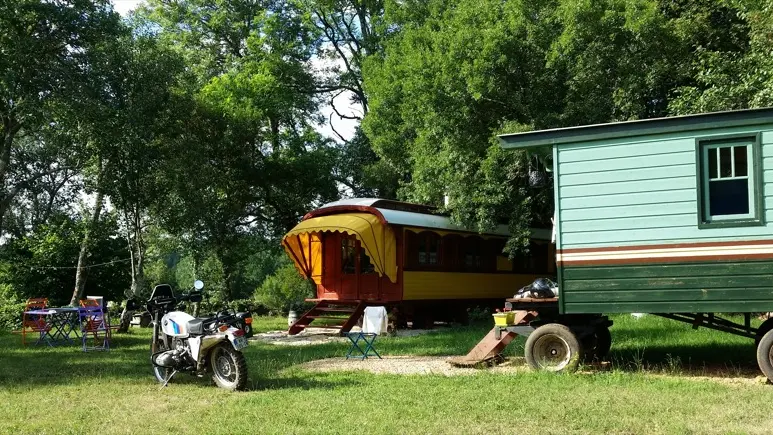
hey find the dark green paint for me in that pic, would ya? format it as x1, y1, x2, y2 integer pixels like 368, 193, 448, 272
565, 288, 773, 303
567, 274, 773, 291
499, 107, 773, 149
563, 260, 773, 279
561, 260, 773, 314
564, 300, 773, 314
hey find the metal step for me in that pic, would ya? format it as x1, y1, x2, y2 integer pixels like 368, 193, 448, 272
315, 307, 359, 313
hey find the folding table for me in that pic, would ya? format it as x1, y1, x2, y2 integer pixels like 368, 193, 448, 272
23, 307, 81, 346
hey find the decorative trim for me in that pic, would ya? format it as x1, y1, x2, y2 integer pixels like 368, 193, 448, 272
498, 107, 773, 149
557, 240, 773, 266
303, 205, 388, 224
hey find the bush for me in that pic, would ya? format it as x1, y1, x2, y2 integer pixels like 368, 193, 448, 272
0, 284, 25, 330
254, 263, 315, 314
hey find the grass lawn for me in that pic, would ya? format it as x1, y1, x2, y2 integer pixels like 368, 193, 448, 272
2, 314, 773, 434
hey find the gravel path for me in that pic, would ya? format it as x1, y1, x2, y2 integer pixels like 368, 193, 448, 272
299, 356, 529, 376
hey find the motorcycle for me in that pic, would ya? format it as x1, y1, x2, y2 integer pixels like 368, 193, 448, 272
127, 280, 249, 391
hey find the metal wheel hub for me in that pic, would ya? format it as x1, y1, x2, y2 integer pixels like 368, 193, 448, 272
216, 354, 234, 378
534, 335, 571, 371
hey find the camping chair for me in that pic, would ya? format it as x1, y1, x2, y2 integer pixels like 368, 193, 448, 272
20, 298, 51, 346
78, 300, 110, 352
83, 296, 115, 340
346, 306, 386, 360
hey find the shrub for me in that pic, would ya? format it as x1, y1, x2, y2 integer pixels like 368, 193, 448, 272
0, 284, 25, 330
254, 263, 314, 314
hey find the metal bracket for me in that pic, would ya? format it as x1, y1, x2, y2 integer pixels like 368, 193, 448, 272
160, 369, 178, 389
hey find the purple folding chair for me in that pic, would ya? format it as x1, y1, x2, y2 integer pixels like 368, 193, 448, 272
78, 301, 110, 352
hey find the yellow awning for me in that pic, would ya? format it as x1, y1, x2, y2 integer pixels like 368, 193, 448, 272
282, 213, 397, 283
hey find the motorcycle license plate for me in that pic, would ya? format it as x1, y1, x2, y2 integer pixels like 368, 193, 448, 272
232, 336, 248, 350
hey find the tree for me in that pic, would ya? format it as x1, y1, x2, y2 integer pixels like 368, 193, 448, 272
138, 0, 340, 299
71, 35, 188, 330
0, 213, 128, 306
361, 0, 722, 254
0, 0, 123, 234
669, 1, 769, 113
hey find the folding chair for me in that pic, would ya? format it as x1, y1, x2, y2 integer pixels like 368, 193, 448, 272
84, 296, 114, 340
21, 298, 51, 346
346, 306, 386, 360
78, 300, 110, 352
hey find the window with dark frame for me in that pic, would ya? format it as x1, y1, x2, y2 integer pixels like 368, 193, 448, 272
341, 237, 356, 274
417, 232, 441, 266
698, 135, 760, 226
403, 229, 546, 274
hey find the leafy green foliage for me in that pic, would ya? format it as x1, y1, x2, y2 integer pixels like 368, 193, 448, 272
670, 2, 773, 113
254, 261, 315, 313
3, 0, 773, 314
0, 284, 24, 330
0, 0, 124, 233
0, 214, 129, 306
362, 0, 759, 254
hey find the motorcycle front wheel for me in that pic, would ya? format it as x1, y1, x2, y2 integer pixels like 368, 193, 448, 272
210, 342, 248, 391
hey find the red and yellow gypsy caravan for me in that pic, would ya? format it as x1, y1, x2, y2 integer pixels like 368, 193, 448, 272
283, 198, 552, 334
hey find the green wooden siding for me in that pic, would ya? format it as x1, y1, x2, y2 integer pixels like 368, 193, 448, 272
561, 260, 773, 314
557, 126, 773, 248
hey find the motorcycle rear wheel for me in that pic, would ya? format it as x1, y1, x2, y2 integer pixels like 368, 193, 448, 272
152, 340, 172, 384
210, 343, 248, 391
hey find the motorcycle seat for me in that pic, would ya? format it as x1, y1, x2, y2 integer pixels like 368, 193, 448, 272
187, 317, 217, 336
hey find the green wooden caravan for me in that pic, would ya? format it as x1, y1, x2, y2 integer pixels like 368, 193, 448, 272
496, 108, 773, 380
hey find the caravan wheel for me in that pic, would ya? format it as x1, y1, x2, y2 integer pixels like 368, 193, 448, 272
525, 323, 582, 373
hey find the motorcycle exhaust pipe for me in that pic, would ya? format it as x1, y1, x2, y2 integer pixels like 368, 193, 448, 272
151, 350, 178, 368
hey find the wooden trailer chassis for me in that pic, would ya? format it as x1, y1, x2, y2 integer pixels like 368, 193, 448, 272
455, 297, 773, 370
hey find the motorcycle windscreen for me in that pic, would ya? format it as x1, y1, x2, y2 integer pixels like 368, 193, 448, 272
150, 284, 174, 300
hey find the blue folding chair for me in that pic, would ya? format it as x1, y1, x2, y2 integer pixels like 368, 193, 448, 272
345, 332, 381, 360
345, 306, 386, 360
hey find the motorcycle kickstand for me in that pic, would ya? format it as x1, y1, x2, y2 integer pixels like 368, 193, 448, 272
160, 369, 178, 389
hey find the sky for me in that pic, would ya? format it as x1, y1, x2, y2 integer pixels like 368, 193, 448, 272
109, 0, 358, 141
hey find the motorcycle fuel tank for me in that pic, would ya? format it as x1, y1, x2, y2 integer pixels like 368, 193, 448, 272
161, 311, 196, 338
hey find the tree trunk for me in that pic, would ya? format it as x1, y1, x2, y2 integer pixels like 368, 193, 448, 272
69, 163, 105, 306
0, 117, 20, 234
117, 217, 146, 333
192, 254, 200, 317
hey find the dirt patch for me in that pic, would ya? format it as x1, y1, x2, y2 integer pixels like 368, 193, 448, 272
298, 355, 530, 376
252, 326, 444, 347
298, 354, 768, 386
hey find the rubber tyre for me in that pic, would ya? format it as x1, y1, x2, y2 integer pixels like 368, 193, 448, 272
583, 326, 612, 361
755, 318, 773, 347
756, 328, 773, 382
210, 343, 249, 391
151, 340, 171, 384
525, 323, 583, 373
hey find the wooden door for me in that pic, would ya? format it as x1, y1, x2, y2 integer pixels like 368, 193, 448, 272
338, 235, 358, 300
358, 245, 380, 300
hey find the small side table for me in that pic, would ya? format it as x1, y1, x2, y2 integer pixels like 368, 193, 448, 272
345, 332, 382, 360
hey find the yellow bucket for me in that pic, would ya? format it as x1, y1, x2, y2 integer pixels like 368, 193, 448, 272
492, 312, 515, 327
